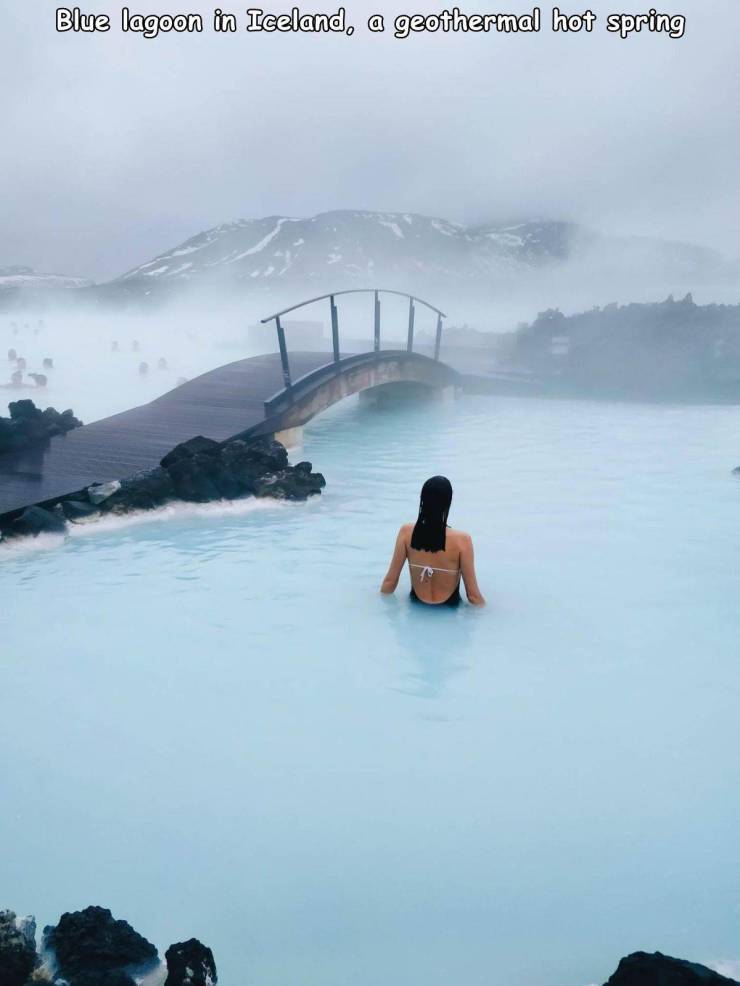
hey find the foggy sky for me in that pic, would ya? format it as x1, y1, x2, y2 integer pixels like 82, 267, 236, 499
2, 0, 739, 280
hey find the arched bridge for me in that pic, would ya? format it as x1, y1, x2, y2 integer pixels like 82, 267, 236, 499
0, 289, 459, 519
252, 288, 456, 442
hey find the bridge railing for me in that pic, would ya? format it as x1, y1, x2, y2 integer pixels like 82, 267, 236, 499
260, 288, 447, 390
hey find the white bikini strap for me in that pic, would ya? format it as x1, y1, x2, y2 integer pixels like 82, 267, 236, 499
409, 562, 458, 581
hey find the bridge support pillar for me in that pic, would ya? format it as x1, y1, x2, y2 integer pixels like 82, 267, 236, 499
273, 425, 303, 449
359, 381, 456, 409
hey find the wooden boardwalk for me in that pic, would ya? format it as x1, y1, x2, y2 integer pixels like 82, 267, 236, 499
0, 352, 330, 519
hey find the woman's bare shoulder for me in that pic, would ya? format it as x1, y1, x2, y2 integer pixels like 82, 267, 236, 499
447, 527, 473, 545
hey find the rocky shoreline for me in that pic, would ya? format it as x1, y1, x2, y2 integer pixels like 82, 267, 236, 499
0, 434, 325, 541
2, 905, 738, 986
1, 906, 215, 986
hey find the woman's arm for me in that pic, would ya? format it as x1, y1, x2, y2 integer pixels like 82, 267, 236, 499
460, 533, 485, 605
380, 526, 409, 594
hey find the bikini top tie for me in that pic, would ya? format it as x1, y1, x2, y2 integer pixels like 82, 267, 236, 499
408, 562, 460, 583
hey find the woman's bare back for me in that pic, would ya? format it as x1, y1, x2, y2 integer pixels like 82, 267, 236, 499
385, 523, 485, 606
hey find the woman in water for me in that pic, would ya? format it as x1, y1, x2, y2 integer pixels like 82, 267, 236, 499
380, 476, 485, 606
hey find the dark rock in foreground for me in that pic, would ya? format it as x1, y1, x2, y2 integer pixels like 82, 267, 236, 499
165, 939, 218, 986
3, 903, 221, 986
0, 910, 37, 986
604, 952, 740, 986
43, 905, 158, 979
102, 466, 175, 512
0, 399, 82, 454
72, 970, 137, 986
11, 505, 67, 537
60, 499, 98, 522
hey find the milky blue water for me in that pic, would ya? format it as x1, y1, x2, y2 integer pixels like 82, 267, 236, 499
2, 393, 739, 985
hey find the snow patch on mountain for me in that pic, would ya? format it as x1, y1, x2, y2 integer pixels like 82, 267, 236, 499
0, 266, 92, 289
378, 220, 404, 239
232, 218, 298, 260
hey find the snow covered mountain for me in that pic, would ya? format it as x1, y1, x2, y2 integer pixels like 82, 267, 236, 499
117, 212, 582, 294
115, 211, 733, 303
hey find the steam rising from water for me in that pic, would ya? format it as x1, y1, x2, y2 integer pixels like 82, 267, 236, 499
0, 494, 302, 557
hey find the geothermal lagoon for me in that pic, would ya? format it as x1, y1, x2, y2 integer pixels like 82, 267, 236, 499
1, 314, 739, 985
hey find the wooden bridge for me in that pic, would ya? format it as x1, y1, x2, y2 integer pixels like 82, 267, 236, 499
0, 289, 460, 521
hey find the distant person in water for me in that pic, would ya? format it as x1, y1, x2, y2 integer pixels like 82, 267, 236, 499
380, 475, 485, 607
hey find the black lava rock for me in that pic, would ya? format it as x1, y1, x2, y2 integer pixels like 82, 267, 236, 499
219, 438, 285, 496
604, 952, 740, 986
100, 466, 175, 513
10, 400, 35, 420
160, 436, 223, 502
164, 939, 217, 986
165, 456, 223, 502
11, 505, 67, 537
157, 435, 307, 504
61, 499, 99, 522
0, 399, 81, 454
0, 911, 37, 986
43, 906, 158, 979
254, 467, 326, 501
236, 436, 289, 473
160, 435, 222, 469
71, 969, 137, 986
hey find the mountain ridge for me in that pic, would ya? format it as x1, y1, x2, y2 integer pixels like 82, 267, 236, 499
107, 210, 735, 310
117, 211, 586, 286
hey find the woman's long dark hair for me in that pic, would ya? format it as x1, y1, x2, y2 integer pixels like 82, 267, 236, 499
410, 476, 453, 553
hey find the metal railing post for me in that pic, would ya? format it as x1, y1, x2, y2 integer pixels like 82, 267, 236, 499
434, 314, 443, 361
275, 316, 291, 389
406, 297, 415, 352
261, 290, 447, 387
330, 295, 340, 364
374, 291, 381, 352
